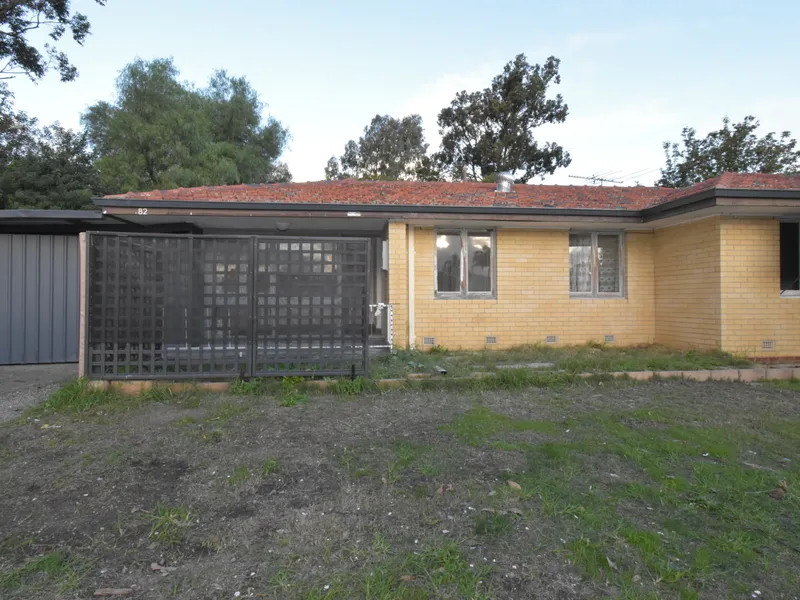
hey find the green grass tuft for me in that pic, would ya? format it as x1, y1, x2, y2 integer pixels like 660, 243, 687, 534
262, 457, 280, 476
230, 377, 268, 395
147, 504, 193, 545
473, 511, 513, 535
229, 465, 251, 486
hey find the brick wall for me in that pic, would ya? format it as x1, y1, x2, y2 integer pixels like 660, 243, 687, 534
385, 217, 800, 356
397, 227, 655, 350
653, 217, 722, 349
387, 222, 409, 348
720, 218, 800, 356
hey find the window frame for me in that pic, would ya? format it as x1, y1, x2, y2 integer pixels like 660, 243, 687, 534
569, 231, 626, 299
434, 228, 496, 299
780, 221, 800, 298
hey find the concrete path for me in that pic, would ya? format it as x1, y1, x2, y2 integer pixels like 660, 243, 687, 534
0, 364, 77, 423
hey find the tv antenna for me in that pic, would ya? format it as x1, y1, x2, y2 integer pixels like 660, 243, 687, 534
568, 173, 624, 185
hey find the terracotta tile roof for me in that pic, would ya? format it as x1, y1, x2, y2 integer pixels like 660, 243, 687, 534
103, 172, 800, 212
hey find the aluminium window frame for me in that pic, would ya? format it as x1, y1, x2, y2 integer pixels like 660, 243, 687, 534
779, 221, 800, 298
434, 228, 496, 299
569, 231, 626, 299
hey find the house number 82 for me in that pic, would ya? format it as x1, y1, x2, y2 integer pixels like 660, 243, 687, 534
137, 208, 148, 215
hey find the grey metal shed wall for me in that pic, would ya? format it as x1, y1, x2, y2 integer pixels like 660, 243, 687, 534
0, 234, 80, 364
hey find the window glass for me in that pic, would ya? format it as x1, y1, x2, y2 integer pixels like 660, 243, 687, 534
780, 222, 800, 291
569, 234, 592, 293
467, 233, 492, 292
597, 234, 621, 293
436, 233, 461, 293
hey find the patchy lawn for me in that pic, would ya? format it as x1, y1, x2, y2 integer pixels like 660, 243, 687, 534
1, 378, 798, 599
370, 344, 752, 379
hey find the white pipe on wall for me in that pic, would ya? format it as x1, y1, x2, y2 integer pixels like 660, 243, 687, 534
408, 226, 415, 349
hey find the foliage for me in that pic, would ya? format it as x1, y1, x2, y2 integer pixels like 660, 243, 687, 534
658, 116, 800, 187
0, 123, 99, 209
82, 58, 290, 193
0, 83, 36, 164
435, 54, 571, 183
325, 114, 430, 180
0, 0, 106, 82
0, 83, 100, 209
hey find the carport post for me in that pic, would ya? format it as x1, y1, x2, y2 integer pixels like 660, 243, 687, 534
78, 232, 87, 378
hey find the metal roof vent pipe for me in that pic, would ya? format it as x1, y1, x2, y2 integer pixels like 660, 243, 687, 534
495, 172, 513, 193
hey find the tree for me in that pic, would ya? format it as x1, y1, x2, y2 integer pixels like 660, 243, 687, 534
436, 54, 571, 183
658, 116, 800, 187
0, 82, 36, 164
326, 114, 429, 180
1, 0, 106, 82
0, 124, 100, 209
0, 83, 100, 209
82, 58, 290, 192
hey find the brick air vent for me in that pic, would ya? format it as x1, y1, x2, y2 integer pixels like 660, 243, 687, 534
545, 335, 558, 344
604, 334, 616, 344
422, 337, 436, 346
485, 336, 498, 345
762, 340, 776, 351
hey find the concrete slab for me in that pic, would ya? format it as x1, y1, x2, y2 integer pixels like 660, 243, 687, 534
496, 362, 556, 369
682, 370, 711, 382
654, 371, 683, 379
626, 371, 654, 381
765, 367, 795, 381
739, 368, 767, 382
710, 369, 739, 381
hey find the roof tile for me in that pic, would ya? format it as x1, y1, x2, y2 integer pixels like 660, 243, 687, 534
104, 172, 800, 211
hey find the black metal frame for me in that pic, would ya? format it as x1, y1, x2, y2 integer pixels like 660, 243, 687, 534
84, 232, 370, 379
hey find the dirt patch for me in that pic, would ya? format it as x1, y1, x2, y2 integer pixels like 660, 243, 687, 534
1, 381, 799, 599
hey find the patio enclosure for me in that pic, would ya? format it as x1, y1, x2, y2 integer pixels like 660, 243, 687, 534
85, 233, 370, 379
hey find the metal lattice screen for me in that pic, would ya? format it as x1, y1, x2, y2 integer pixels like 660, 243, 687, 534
86, 233, 369, 379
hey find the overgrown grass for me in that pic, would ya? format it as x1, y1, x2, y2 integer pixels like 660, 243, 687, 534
24, 378, 206, 418
765, 378, 800, 391
443, 405, 559, 446
279, 376, 307, 406
0, 551, 89, 593
371, 344, 750, 379
327, 376, 376, 396
272, 543, 493, 599
442, 402, 800, 598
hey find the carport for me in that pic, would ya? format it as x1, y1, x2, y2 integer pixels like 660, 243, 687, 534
0, 210, 105, 365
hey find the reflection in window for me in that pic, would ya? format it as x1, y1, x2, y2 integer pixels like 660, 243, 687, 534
468, 234, 492, 292
436, 233, 461, 292
436, 230, 494, 297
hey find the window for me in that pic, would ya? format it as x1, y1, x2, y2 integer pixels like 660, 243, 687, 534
435, 230, 494, 297
780, 222, 800, 295
569, 232, 624, 297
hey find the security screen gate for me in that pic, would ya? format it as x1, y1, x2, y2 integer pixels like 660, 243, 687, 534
85, 233, 370, 379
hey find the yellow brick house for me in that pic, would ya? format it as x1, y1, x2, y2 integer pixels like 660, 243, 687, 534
85, 172, 800, 378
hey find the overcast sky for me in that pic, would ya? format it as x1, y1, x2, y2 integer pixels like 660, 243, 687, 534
6, 0, 800, 186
